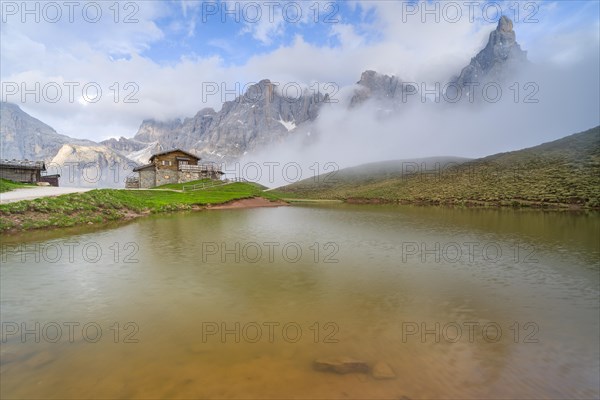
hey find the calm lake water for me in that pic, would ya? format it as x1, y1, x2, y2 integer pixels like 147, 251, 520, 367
1, 205, 599, 399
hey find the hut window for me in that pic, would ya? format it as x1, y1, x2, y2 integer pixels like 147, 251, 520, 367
161, 160, 172, 166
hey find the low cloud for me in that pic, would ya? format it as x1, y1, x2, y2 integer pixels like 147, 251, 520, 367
1, 0, 598, 168
244, 53, 600, 187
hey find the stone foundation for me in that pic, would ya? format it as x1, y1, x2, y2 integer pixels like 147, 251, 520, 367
136, 170, 223, 189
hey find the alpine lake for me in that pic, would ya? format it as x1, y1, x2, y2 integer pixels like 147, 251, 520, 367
1, 204, 598, 399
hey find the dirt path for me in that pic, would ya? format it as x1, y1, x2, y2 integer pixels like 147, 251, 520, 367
0, 187, 94, 203
207, 197, 289, 209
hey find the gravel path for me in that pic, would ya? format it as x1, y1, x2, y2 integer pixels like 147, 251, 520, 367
0, 187, 94, 203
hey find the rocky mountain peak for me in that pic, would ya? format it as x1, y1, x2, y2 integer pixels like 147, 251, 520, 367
350, 70, 405, 107
103, 77, 328, 162
357, 70, 400, 91
193, 108, 216, 118
487, 15, 519, 55
452, 16, 527, 90
258, 78, 273, 86
497, 15, 513, 33
357, 70, 379, 85
1, 101, 97, 161
242, 79, 276, 103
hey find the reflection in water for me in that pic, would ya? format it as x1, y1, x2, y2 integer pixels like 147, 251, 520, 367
1, 205, 599, 399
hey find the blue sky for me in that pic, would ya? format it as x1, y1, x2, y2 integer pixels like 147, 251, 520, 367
136, 1, 599, 67
139, 1, 377, 65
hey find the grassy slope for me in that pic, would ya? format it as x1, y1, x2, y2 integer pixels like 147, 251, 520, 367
0, 178, 35, 193
153, 179, 213, 190
274, 157, 470, 199
277, 126, 600, 208
0, 181, 280, 232
153, 179, 268, 191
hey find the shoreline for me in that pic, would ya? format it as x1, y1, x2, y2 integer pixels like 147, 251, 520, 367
0, 196, 289, 235
2, 193, 597, 236
281, 196, 599, 211
206, 197, 289, 209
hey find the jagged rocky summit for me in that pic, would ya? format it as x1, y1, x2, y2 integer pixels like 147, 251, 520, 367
102, 79, 328, 162
453, 16, 528, 88
350, 16, 528, 106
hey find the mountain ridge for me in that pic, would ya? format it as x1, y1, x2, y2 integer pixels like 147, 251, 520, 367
2, 16, 531, 182
0, 102, 98, 161
0, 102, 138, 187
102, 79, 328, 162
103, 17, 530, 160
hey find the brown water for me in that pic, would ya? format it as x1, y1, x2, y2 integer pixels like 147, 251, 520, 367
1, 205, 599, 399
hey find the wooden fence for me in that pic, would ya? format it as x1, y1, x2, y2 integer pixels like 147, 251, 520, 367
182, 177, 248, 192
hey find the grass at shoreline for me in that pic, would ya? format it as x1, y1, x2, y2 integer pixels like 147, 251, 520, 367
0, 181, 281, 233
3, 126, 599, 233
0, 178, 35, 193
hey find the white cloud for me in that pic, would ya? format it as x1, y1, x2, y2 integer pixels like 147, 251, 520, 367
0, 0, 598, 150
329, 23, 365, 49
238, 0, 337, 45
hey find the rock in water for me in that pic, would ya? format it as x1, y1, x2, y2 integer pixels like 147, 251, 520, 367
313, 357, 370, 374
371, 361, 396, 379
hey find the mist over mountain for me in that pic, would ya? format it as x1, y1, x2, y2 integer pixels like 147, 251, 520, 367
348, 17, 529, 108
349, 71, 410, 107
276, 126, 600, 208
99, 17, 531, 165
2, 16, 597, 189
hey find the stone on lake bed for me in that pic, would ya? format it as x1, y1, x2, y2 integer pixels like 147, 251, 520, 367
313, 357, 370, 374
371, 361, 396, 379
